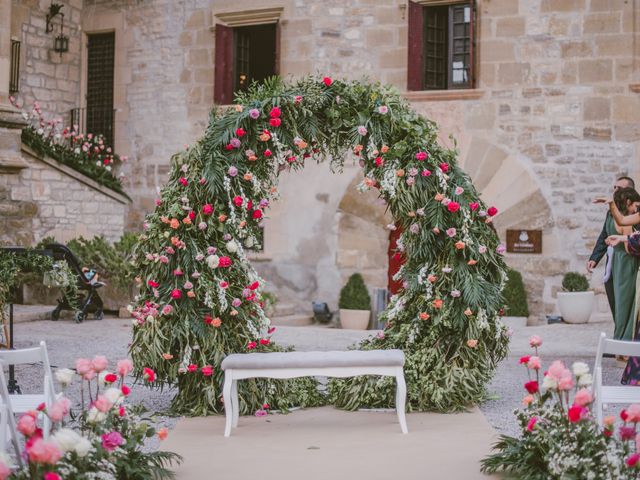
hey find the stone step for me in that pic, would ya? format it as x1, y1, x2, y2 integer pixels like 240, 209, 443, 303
10, 304, 55, 323
269, 314, 314, 327
273, 302, 298, 317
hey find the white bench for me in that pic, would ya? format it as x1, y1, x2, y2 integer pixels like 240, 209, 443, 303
220, 349, 408, 437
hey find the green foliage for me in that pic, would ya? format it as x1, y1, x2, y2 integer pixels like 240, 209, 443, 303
130, 75, 509, 415
339, 273, 371, 310
562, 272, 590, 292
502, 268, 529, 317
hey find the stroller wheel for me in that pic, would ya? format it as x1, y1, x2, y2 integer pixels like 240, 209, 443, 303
51, 307, 61, 321
75, 311, 87, 323
94, 310, 104, 321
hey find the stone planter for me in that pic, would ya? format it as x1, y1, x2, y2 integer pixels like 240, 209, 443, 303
339, 309, 370, 330
557, 291, 594, 324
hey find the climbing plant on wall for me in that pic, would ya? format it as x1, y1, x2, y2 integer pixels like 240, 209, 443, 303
130, 76, 510, 416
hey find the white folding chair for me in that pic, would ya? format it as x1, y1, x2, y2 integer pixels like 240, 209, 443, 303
0, 341, 57, 437
0, 362, 23, 467
593, 332, 640, 425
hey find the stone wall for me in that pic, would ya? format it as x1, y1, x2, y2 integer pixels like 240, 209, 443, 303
0, 147, 127, 245
11, 0, 83, 117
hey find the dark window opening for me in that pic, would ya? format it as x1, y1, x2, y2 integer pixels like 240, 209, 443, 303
233, 24, 277, 93
9, 40, 20, 94
86, 32, 115, 146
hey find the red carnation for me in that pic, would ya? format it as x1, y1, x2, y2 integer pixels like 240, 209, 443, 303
204, 314, 213, 325
415, 151, 428, 161
170, 289, 182, 299
269, 106, 281, 118
233, 196, 243, 207
264, 149, 272, 157
269, 118, 281, 127
147, 280, 159, 288
524, 380, 538, 394
439, 163, 449, 173
246, 200, 253, 210
179, 177, 188, 186
249, 281, 260, 290
225, 144, 233, 151
252, 209, 263, 220
187, 364, 198, 373
202, 204, 214, 215
104, 373, 118, 384
487, 206, 499, 217
188, 211, 196, 221
568, 404, 585, 423
519, 355, 531, 365
260, 338, 270, 346
121, 385, 131, 396
323, 77, 332, 86
447, 201, 460, 213
469, 202, 479, 211
375, 157, 384, 167
621, 409, 629, 422
143, 367, 156, 383
247, 341, 257, 350
201, 365, 214, 376
626, 454, 640, 467
218, 256, 232, 267
235, 128, 246, 137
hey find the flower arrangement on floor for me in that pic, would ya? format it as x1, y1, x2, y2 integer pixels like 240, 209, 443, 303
0, 356, 181, 479
482, 336, 640, 479
130, 75, 509, 416
9, 97, 128, 196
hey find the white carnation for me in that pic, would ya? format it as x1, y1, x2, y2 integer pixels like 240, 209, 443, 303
226, 241, 238, 253
572, 362, 590, 377
104, 387, 123, 405
87, 407, 106, 424
542, 375, 558, 390
53, 428, 82, 452
55, 368, 75, 386
74, 436, 92, 457
206, 255, 220, 269
577, 373, 593, 387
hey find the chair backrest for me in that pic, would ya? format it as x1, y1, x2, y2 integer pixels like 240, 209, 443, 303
595, 332, 640, 361
0, 361, 24, 467
0, 342, 56, 399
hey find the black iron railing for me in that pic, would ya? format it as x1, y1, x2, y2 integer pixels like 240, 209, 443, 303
9, 40, 20, 93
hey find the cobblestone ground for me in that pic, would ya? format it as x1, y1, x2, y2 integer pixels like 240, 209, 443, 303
7, 314, 622, 447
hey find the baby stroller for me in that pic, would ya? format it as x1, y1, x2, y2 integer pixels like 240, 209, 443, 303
45, 243, 105, 323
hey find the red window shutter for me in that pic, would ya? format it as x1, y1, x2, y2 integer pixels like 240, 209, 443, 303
407, 1, 424, 91
274, 21, 281, 76
214, 24, 233, 105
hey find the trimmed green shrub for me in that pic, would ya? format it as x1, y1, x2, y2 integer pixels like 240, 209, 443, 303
503, 268, 529, 317
338, 273, 371, 310
562, 272, 590, 292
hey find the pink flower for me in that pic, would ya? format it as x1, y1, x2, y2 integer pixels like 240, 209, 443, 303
249, 108, 260, 119
421, 169, 431, 177
202, 204, 214, 215
27, 438, 62, 464
17, 413, 37, 436
228, 166, 238, 177
415, 151, 428, 161
627, 404, 640, 423
201, 365, 213, 376
170, 289, 182, 299
269, 106, 281, 118
45, 473, 61, 480
0, 459, 10, 480
117, 359, 133, 377
446, 228, 457, 238
568, 404, 588, 423
548, 360, 566, 380
255, 409, 267, 417
439, 162, 449, 173
143, 368, 156, 382
75, 358, 92, 376
94, 395, 113, 413
558, 372, 574, 391
621, 425, 636, 440
447, 201, 460, 213
101, 431, 124, 452
322, 77, 332, 86
527, 356, 541, 370
488, 206, 499, 217
161, 305, 173, 315
48, 397, 71, 422
574, 388, 593, 407
627, 453, 640, 468
357, 126, 368, 136
91, 355, 108, 373
469, 202, 479, 211
529, 335, 543, 348
269, 117, 281, 127
247, 342, 257, 350
526, 416, 537, 432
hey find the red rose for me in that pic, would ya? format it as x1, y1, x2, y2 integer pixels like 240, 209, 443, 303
260, 338, 270, 346
323, 77, 332, 86
218, 256, 232, 267
187, 364, 198, 373
201, 365, 214, 376
249, 281, 260, 290
233, 196, 243, 207
269, 107, 281, 118
447, 201, 460, 213
269, 118, 281, 127
487, 206, 499, 217
567, 404, 584, 423
439, 163, 449, 173
519, 355, 531, 365
264, 149, 272, 157
235, 128, 246, 137
469, 202, 479, 211
247, 342, 257, 350
179, 177, 188, 186
121, 385, 131, 396
147, 280, 159, 288
524, 380, 538, 394
143, 367, 156, 383
170, 289, 182, 299
202, 204, 214, 215
252, 209, 263, 220
104, 373, 118, 384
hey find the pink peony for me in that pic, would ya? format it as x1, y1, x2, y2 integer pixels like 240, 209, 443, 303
574, 388, 593, 407
75, 358, 92, 376
94, 395, 113, 413
548, 360, 567, 380
27, 438, 62, 465
558, 373, 574, 391
91, 355, 108, 373
117, 359, 133, 377
17, 413, 37, 437
101, 431, 124, 452
48, 397, 71, 422
529, 335, 543, 348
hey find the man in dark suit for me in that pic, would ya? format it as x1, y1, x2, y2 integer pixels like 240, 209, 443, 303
587, 176, 635, 316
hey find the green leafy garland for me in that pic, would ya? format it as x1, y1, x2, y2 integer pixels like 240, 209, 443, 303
130, 76, 509, 415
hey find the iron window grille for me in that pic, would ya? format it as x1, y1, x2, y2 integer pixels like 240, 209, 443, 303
85, 32, 115, 147
9, 40, 20, 94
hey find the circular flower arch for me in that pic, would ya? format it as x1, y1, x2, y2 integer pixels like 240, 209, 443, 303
130, 76, 509, 416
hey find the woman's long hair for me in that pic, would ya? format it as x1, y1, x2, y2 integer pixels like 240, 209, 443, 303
614, 187, 640, 215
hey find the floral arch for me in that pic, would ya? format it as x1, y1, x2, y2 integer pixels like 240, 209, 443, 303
130, 76, 509, 415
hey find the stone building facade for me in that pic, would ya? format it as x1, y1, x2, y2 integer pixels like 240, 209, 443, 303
2, 0, 639, 321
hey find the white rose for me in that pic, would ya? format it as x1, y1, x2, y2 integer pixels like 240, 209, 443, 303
206, 255, 220, 269
74, 436, 92, 457
245, 237, 255, 248
542, 375, 558, 390
53, 428, 81, 452
226, 241, 238, 253
87, 407, 106, 424
55, 368, 75, 386
572, 362, 590, 377
104, 387, 123, 405
578, 373, 593, 387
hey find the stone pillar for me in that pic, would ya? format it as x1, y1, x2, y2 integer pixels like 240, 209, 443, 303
0, 0, 12, 107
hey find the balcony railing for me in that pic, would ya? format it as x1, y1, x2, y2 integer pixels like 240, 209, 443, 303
9, 40, 20, 93
69, 107, 115, 147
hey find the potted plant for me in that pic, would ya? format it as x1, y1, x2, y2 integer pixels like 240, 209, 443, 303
338, 273, 371, 330
557, 272, 594, 324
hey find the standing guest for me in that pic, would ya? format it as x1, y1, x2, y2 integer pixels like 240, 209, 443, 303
587, 176, 635, 317
595, 187, 640, 343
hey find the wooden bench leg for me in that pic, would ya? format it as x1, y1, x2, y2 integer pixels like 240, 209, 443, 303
231, 379, 239, 428
223, 371, 233, 437
395, 369, 408, 434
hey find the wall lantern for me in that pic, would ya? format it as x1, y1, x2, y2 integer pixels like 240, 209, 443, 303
46, 3, 69, 55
